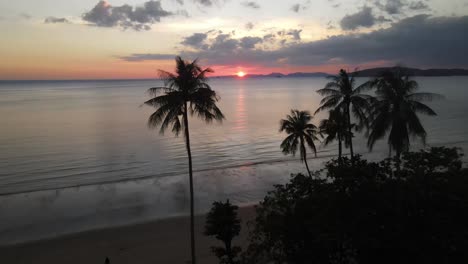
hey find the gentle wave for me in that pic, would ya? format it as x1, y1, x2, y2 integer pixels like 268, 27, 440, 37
0, 149, 336, 196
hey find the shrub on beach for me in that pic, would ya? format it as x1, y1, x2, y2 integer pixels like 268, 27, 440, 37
242, 147, 468, 264
205, 200, 242, 264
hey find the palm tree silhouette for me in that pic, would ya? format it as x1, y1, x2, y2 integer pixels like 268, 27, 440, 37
319, 109, 349, 161
367, 68, 443, 158
280, 110, 321, 178
315, 69, 373, 159
144, 56, 224, 264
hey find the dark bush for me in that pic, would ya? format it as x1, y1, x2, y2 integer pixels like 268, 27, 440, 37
243, 147, 468, 264
205, 200, 242, 264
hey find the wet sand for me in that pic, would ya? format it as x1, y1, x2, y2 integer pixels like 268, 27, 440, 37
0, 206, 256, 264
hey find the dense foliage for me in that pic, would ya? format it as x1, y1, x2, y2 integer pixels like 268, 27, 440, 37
243, 147, 468, 264
205, 200, 242, 264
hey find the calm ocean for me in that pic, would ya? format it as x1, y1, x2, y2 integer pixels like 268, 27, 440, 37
1, 77, 467, 245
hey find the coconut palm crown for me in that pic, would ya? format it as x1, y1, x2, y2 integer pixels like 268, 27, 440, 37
315, 69, 374, 158
144, 56, 224, 264
280, 109, 321, 178
367, 68, 443, 158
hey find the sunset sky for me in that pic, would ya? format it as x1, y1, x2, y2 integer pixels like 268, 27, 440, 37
1, 0, 467, 79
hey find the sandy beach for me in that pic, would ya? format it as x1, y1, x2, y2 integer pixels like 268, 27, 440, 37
0, 206, 256, 264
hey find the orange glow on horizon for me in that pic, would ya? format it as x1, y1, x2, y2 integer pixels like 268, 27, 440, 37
237, 71, 246, 77
0, 59, 393, 80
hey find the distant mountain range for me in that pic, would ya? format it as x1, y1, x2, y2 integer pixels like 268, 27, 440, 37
353, 67, 468, 77
215, 67, 468, 78
214, 72, 329, 78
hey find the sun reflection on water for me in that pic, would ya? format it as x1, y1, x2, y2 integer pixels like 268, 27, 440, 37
233, 84, 247, 132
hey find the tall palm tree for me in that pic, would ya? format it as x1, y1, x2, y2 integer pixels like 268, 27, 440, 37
315, 69, 374, 159
144, 56, 224, 264
319, 109, 348, 160
367, 68, 443, 158
280, 110, 321, 178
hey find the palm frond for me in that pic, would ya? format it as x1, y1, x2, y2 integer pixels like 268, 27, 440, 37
406, 92, 444, 102
147, 86, 177, 97
408, 100, 437, 116
320, 94, 341, 105
314, 96, 341, 114
144, 56, 224, 138
147, 102, 181, 132
159, 107, 183, 135
280, 134, 298, 155
316, 87, 341, 96
367, 107, 391, 151
304, 135, 318, 157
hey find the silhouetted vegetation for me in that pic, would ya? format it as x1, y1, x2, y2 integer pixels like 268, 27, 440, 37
205, 200, 242, 264
367, 68, 444, 158
279, 110, 321, 178
315, 69, 374, 159
319, 109, 349, 161
242, 147, 468, 264
314, 67, 443, 160
144, 56, 224, 264
141, 60, 453, 264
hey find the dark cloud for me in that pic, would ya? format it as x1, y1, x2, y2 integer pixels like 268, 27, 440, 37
82, 0, 171, 31
328, 0, 341, 8
120, 15, 468, 70
176, 29, 302, 55
211, 33, 240, 51
326, 20, 336, 30
291, 1, 310, 12
239, 36, 263, 49
291, 4, 301, 12
44, 17, 70, 24
242, 1, 260, 9
340, 7, 376, 30
375, 0, 405, 15
177, 0, 227, 7
376, 15, 392, 23
375, 0, 431, 15
178, 30, 271, 52
181, 33, 208, 49
245, 22, 254, 30
193, 0, 213, 6
280, 15, 468, 67
263, 33, 276, 42
409, 1, 430, 10
287, 29, 302, 40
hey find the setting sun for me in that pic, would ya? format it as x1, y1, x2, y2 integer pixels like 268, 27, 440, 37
237, 71, 246, 77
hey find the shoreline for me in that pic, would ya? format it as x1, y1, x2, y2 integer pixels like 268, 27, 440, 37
0, 205, 257, 264
0, 150, 340, 197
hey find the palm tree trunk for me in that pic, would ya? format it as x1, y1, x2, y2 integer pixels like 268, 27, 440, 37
225, 240, 233, 264
338, 134, 342, 161
183, 103, 196, 264
346, 103, 354, 159
300, 137, 312, 179
304, 157, 312, 179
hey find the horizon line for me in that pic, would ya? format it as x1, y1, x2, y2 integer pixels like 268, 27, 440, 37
2, 66, 468, 82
